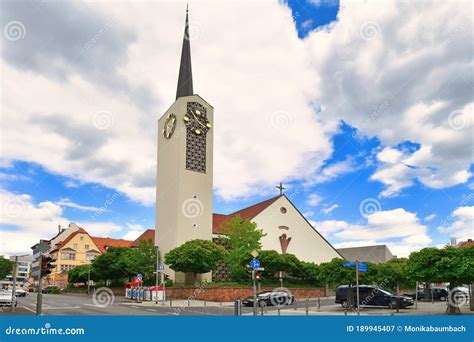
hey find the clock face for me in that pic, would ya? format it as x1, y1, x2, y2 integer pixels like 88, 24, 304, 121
183, 103, 211, 135
163, 113, 177, 139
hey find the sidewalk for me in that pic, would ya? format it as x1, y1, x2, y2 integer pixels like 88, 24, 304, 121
120, 299, 235, 308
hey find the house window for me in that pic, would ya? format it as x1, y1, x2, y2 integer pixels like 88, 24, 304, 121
80, 236, 84, 241
85, 245, 89, 250
86, 254, 96, 261
61, 253, 76, 260
73, 244, 78, 249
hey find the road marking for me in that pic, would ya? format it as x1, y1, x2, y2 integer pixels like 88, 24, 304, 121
21, 306, 36, 313
146, 309, 157, 312
130, 306, 139, 309
43, 306, 82, 310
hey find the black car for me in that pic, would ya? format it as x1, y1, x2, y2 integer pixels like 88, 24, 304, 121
335, 285, 414, 309
242, 290, 295, 307
406, 288, 448, 301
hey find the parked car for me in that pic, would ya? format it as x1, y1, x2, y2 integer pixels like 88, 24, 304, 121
0, 289, 17, 307
406, 287, 449, 301
335, 285, 414, 309
242, 290, 295, 307
13, 287, 28, 297
42, 286, 60, 294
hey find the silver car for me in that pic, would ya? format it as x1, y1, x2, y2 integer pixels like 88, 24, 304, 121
0, 289, 17, 307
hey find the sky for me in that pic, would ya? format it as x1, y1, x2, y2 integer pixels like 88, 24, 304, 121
1, 0, 473, 258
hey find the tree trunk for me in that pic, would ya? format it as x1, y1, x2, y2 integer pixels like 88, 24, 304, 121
446, 283, 461, 315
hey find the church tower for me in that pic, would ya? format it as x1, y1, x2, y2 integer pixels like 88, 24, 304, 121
156, 6, 214, 284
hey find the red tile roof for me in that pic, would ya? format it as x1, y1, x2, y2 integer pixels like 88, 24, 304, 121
50, 228, 89, 253
212, 195, 281, 234
130, 229, 155, 247
91, 237, 133, 253
459, 239, 474, 248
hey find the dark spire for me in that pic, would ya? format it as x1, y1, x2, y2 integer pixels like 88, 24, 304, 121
176, 4, 193, 99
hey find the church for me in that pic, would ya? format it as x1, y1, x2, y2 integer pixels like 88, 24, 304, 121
154, 8, 342, 283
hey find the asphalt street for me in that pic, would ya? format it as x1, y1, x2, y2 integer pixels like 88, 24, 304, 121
0, 293, 336, 316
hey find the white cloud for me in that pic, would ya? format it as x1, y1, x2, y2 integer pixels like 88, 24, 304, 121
307, 194, 323, 207
56, 198, 108, 213
424, 214, 436, 222
0, 190, 123, 255
307, 1, 473, 197
316, 208, 432, 257
438, 206, 474, 241
1, 0, 472, 206
322, 203, 339, 214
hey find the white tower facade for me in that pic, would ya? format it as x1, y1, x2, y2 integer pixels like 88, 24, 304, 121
155, 8, 213, 284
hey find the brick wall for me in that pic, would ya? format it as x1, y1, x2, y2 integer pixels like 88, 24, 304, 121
167, 287, 326, 302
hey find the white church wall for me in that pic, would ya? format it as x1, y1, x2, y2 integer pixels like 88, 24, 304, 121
252, 196, 342, 264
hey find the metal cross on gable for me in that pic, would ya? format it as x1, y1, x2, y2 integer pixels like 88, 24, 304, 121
276, 182, 286, 195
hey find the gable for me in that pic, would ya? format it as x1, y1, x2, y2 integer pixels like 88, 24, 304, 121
251, 196, 343, 264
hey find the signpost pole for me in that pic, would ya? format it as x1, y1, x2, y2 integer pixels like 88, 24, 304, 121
87, 264, 91, 296
355, 260, 360, 316
11, 256, 18, 313
252, 269, 257, 316
155, 247, 160, 304
415, 281, 418, 309
36, 255, 43, 316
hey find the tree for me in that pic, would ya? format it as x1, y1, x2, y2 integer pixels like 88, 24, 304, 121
299, 262, 322, 286
258, 250, 302, 279
218, 215, 266, 280
318, 258, 359, 288
125, 240, 157, 285
67, 264, 97, 284
164, 239, 226, 281
0, 258, 13, 280
406, 246, 474, 314
91, 247, 130, 285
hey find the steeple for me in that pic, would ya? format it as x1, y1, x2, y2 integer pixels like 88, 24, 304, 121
176, 4, 193, 99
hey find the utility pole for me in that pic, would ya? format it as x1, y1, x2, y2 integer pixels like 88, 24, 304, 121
155, 246, 160, 304
36, 255, 43, 316
87, 264, 91, 295
11, 256, 18, 313
252, 269, 257, 316
355, 260, 360, 316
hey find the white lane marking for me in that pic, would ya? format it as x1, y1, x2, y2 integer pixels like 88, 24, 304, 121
21, 306, 36, 313
146, 309, 157, 312
130, 306, 139, 309
43, 306, 81, 310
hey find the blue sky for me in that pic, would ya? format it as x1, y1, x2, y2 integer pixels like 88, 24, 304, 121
1, 0, 472, 257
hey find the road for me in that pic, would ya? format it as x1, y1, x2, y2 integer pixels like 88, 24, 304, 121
0, 293, 336, 316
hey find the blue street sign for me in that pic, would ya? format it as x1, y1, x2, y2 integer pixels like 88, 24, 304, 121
250, 259, 260, 269
358, 263, 368, 272
158, 264, 165, 271
342, 262, 356, 267
136, 273, 143, 282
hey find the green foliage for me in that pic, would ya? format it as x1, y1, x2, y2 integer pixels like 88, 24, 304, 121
67, 264, 97, 284
125, 240, 157, 285
318, 258, 357, 287
91, 247, 130, 284
218, 215, 266, 280
406, 246, 474, 286
0, 258, 14, 280
299, 262, 322, 286
164, 239, 226, 276
259, 250, 302, 278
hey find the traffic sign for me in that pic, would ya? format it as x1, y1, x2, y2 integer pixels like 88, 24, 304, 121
250, 259, 260, 269
358, 263, 368, 272
158, 264, 165, 272
250, 250, 259, 258
342, 262, 356, 267
136, 273, 143, 282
